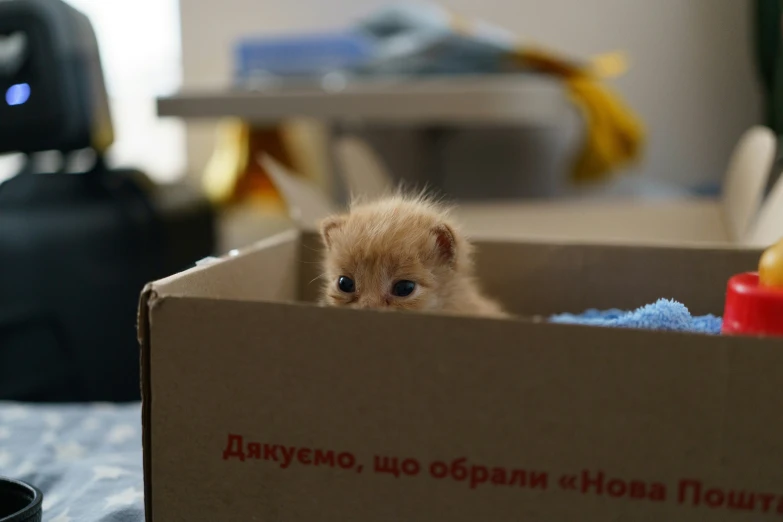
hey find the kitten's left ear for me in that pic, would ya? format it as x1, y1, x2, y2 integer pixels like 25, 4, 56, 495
432, 223, 457, 265
319, 215, 346, 249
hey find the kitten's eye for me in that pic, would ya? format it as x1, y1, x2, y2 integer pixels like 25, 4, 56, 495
392, 280, 416, 297
337, 276, 355, 293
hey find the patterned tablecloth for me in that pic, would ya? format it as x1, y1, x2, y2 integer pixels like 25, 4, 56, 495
0, 401, 144, 522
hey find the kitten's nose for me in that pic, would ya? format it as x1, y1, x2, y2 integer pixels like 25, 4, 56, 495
356, 298, 386, 309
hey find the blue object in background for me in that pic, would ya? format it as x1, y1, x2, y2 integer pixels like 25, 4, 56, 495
234, 31, 375, 82
232, 2, 520, 84
5, 83, 30, 106
689, 182, 723, 198
550, 298, 723, 335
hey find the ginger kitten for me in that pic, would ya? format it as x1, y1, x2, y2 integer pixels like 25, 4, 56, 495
318, 194, 508, 318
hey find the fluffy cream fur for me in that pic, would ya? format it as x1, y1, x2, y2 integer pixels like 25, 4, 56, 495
319, 193, 507, 318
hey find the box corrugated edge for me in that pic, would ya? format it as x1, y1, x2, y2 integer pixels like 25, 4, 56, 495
137, 284, 161, 522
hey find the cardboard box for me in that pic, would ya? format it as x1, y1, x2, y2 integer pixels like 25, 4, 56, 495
139, 229, 783, 522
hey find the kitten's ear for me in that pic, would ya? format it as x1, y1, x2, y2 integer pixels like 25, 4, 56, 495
432, 223, 457, 265
319, 215, 346, 249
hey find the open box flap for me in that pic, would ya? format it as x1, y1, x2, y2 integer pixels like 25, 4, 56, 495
145, 229, 301, 300
747, 170, 783, 247
260, 153, 732, 245
262, 154, 337, 232
262, 125, 782, 247
720, 126, 777, 244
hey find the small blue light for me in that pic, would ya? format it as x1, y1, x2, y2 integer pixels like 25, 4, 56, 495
5, 83, 31, 106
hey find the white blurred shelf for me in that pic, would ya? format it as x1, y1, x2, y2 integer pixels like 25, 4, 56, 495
156, 74, 571, 125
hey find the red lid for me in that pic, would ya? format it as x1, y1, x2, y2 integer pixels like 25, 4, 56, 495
722, 272, 783, 336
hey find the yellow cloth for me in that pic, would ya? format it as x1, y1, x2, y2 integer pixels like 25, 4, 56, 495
515, 48, 645, 183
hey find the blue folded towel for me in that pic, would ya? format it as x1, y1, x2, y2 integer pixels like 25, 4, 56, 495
550, 298, 722, 335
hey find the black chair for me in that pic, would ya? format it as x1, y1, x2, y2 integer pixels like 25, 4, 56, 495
0, 0, 217, 402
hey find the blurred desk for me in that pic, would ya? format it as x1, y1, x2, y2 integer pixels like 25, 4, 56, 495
158, 75, 578, 203
157, 74, 570, 125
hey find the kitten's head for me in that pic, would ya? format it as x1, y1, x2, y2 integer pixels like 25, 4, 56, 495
319, 194, 471, 312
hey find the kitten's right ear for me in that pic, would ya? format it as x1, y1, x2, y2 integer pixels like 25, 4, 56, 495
319, 215, 346, 249
432, 223, 457, 265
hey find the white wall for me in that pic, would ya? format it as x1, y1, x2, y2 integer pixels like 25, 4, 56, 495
1, 0, 185, 184
179, 0, 762, 190
67, 0, 185, 181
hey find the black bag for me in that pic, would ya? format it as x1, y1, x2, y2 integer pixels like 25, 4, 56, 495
0, 162, 216, 402
0, 0, 217, 402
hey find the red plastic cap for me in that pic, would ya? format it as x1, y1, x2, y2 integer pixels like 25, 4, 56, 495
722, 272, 783, 336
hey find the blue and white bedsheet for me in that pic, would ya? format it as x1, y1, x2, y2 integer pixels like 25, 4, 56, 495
0, 401, 144, 522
